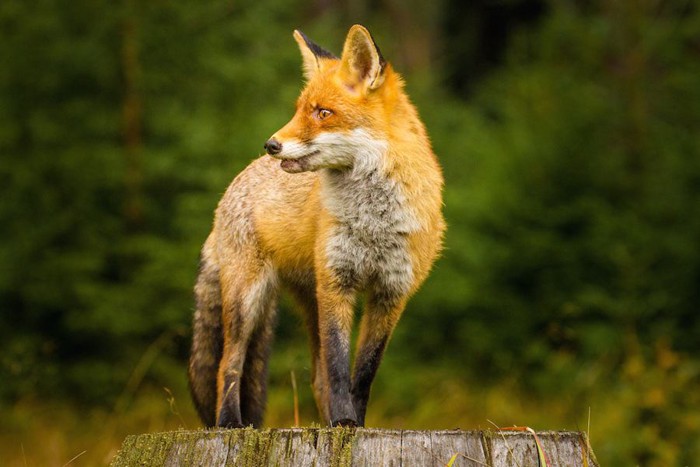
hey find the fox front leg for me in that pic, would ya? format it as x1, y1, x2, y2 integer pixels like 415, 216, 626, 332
317, 283, 357, 427
351, 293, 407, 426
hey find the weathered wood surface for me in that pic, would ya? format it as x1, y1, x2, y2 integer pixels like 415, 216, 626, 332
111, 428, 598, 467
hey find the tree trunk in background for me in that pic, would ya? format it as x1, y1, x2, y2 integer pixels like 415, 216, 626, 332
384, 0, 435, 75
121, 0, 143, 227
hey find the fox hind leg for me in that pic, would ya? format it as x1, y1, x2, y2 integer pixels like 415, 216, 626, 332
217, 259, 277, 428
239, 300, 276, 427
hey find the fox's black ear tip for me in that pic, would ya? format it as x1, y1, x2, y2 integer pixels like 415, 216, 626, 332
295, 30, 338, 60
293, 29, 310, 44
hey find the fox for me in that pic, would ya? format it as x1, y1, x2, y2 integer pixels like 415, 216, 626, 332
188, 24, 445, 429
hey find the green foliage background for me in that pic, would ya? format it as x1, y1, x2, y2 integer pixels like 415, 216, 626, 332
1, 1, 699, 465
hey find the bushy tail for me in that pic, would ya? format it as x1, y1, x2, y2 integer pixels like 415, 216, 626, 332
188, 254, 223, 427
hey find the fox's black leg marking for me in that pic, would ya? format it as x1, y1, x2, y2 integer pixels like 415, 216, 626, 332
351, 336, 388, 426
324, 324, 358, 426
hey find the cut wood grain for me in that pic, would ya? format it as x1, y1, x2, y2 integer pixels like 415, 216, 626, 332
110, 428, 598, 467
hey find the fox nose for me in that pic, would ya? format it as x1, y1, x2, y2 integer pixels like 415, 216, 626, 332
264, 138, 282, 155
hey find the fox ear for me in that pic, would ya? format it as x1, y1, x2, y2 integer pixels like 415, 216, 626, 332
293, 30, 337, 81
339, 25, 386, 93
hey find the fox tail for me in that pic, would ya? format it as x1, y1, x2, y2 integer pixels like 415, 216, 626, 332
188, 253, 223, 427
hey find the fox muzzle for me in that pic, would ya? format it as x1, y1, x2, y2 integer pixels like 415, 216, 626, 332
264, 138, 282, 155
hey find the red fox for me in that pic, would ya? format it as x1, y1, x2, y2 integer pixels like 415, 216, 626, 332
189, 25, 445, 428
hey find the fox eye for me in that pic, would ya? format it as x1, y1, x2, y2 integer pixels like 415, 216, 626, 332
316, 108, 333, 120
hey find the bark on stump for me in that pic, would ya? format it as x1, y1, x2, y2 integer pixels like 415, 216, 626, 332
111, 428, 598, 466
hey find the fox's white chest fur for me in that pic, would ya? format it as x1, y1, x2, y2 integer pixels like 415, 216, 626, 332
320, 130, 419, 299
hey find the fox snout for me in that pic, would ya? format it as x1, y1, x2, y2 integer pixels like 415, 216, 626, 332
264, 136, 318, 174
264, 138, 282, 155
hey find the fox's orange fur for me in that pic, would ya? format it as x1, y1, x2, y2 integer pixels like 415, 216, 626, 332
189, 25, 445, 428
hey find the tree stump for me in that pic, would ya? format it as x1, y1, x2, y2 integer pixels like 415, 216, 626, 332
111, 428, 598, 466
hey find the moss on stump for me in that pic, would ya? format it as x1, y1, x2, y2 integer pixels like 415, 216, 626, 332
110, 428, 598, 466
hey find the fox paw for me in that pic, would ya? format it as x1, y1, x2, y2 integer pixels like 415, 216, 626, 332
332, 418, 358, 428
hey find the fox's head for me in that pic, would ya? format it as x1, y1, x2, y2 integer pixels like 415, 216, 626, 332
265, 25, 399, 173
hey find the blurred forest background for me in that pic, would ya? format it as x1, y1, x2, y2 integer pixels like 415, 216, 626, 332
1, 0, 699, 465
